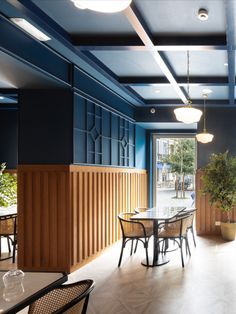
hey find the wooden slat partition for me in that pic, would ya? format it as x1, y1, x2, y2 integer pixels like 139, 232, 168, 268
18, 165, 147, 273
196, 169, 236, 235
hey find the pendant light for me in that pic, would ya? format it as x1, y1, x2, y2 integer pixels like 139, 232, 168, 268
174, 51, 202, 124
196, 93, 214, 143
71, 0, 132, 13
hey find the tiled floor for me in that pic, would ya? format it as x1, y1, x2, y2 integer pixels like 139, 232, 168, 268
2, 235, 236, 314
68, 235, 236, 314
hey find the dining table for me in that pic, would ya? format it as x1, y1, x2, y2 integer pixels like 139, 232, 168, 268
131, 206, 186, 267
0, 270, 68, 313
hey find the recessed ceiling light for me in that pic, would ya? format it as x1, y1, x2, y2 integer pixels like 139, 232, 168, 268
198, 8, 208, 21
10, 18, 51, 41
150, 108, 156, 114
202, 88, 213, 94
224, 62, 228, 66
0, 96, 4, 100
155, 89, 160, 94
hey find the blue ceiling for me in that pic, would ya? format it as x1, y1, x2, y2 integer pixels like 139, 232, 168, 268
0, 0, 235, 110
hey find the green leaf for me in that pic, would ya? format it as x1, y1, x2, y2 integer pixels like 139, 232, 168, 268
0, 163, 17, 207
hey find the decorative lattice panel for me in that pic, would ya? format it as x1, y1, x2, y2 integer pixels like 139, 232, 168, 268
74, 94, 135, 167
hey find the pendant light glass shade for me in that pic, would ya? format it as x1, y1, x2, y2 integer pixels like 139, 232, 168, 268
71, 0, 132, 13
174, 51, 202, 123
196, 132, 214, 143
174, 106, 202, 124
196, 93, 214, 144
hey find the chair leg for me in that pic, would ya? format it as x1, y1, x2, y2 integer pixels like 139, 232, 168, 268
12, 244, 16, 263
134, 239, 138, 253
12, 237, 17, 263
185, 236, 188, 256
164, 239, 169, 254
144, 241, 149, 266
185, 237, 191, 256
130, 239, 134, 256
191, 227, 197, 247
180, 238, 184, 267
7, 237, 11, 253
161, 239, 165, 254
118, 239, 125, 267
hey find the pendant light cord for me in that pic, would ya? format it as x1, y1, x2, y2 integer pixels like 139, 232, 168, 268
203, 94, 207, 132
187, 50, 192, 106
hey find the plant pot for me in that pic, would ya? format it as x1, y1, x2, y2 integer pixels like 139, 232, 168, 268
220, 222, 236, 241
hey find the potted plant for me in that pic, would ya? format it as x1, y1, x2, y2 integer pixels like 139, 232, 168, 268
0, 162, 17, 208
201, 151, 236, 241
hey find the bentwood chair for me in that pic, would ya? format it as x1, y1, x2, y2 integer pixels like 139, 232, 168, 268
134, 207, 153, 252
0, 214, 17, 263
28, 279, 95, 314
118, 212, 152, 267
157, 214, 191, 267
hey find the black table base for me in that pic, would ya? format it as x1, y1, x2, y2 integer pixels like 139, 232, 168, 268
141, 254, 169, 267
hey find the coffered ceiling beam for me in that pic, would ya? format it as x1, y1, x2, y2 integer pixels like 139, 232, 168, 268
73, 35, 226, 51
123, 5, 187, 104
145, 99, 229, 107
119, 76, 228, 86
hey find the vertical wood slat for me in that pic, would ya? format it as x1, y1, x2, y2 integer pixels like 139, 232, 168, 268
70, 166, 147, 268
18, 165, 71, 272
18, 165, 147, 273
195, 169, 231, 235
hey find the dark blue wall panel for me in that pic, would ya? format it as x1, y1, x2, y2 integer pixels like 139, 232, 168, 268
197, 108, 236, 167
73, 66, 135, 120
73, 93, 135, 167
0, 109, 18, 169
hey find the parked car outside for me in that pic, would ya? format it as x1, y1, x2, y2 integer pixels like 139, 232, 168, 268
177, 177, 192, 190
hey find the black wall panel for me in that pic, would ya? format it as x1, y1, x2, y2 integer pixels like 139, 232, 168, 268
18, 89, 73, 164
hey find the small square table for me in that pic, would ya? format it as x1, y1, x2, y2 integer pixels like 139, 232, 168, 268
131, 206, 186, 267
0, 271, 67, 313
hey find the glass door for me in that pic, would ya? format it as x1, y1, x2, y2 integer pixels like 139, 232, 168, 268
153, 135, 196, 208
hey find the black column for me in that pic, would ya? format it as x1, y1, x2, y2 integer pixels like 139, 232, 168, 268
18, 89, 73, 164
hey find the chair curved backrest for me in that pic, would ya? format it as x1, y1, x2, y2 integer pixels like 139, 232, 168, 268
182, 208, 197, 229
28, 279, 95, 314
118, 213, 147, 238
159, 214, 191, 238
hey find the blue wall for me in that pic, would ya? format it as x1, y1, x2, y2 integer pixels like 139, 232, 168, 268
135, 125, 146, 169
